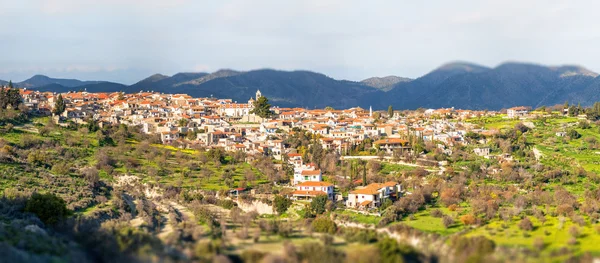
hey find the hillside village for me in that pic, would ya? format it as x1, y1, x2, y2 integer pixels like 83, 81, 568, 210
14, 86, 552, 209
7, 83, 600, 262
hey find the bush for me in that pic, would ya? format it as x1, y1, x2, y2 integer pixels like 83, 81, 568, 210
311, 216, 336, 234
376, 237, 419, 263
459, 214, 476, 225
450, 236, 495, 263
556, 204, 574, 216
310, 195, 328, 215
568, 129, 581, 139
341, 228, 378, 244
430, 209, 443, 218
519, 217, 533, 231
217, 199, 235, 209
298, 242, 345, 263
273, 195, 292, 215
448, 204, 458, 211
578, 121, 591, 129
51, 162, 71, 175
25, 193, 69, 225
569, 226, 580, 238
442, 215, 455, 228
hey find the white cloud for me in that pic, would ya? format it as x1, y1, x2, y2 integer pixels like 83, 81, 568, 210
1, 0, 600, 82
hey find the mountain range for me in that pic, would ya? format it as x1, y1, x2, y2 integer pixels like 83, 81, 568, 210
3, 62, 600, 110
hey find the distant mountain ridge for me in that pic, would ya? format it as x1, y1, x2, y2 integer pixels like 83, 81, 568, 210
18, 75, 105, 88
386, 62, 600, 110
360, 76, 412, 91
4, 61, 600, 110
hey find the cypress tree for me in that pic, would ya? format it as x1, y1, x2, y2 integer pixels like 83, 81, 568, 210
53, 94, 66, 115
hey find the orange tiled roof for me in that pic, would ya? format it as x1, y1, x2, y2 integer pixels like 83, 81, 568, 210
359, 200, 372, 206
300, 170, 321, 176
350, 187, 379, 195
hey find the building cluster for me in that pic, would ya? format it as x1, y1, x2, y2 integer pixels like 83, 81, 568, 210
13, 87, 541, 211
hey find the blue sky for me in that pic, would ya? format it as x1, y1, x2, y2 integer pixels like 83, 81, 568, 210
1, 0, 599, 84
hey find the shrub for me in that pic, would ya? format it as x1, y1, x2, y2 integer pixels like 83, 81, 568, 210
448, 204, 458, 211
341, 228, 378, 244
273, 195, 292, 215
311, 216, 336, 234
568, 129, 581, 139
298, 241, 345, 263
450, 236, 495, 263
310, 195, 328, 215
25, 193, 69, 225
321, 234, 334, 246
556, 204, 574, 216
241, 250, 266, 263
376, 237, 419, 263
578, 121, 591, 129
430, 209, 443, 218
519, 217, 534, 231
442, 215, 455, 228
217, 199, 235, 209
569, 226, 580, 238
51, 162, 71, 175
459, 214, 476, 225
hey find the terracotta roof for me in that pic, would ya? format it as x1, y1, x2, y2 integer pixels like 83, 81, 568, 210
359, 200, 372, 206
350, 188, 379, 195
300, 170, 321, 176
351, 182, 398, 195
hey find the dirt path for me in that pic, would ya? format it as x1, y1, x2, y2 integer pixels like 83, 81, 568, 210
157, 201, 197, 240
13, 124, 39, 133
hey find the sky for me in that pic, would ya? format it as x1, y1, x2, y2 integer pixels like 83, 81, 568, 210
1, 0, 599, 84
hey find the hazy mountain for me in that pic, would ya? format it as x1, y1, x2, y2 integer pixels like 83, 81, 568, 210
138, 74, 169, 83
172, 69, 384, 109
0, 79, 7, 86
360, 76, 412, 91
32, 82, 127, 93
382, 62, 491, 108
175, 69, 241, 86
387, 62, 600, 110
125, 72, 210, 93
17, 75, 104, 88
9, 62, 600, 110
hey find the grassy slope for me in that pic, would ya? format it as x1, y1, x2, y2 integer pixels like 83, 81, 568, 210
394, 115, 600, 259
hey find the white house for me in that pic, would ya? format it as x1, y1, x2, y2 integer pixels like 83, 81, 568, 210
346, 182, 401, 209
292, 181, 334, 200
293, 169, 322, 185
160, 131, 180, 143
287, 153, 303, 167
473, 147, 491, 157
507, 106, 529, 118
